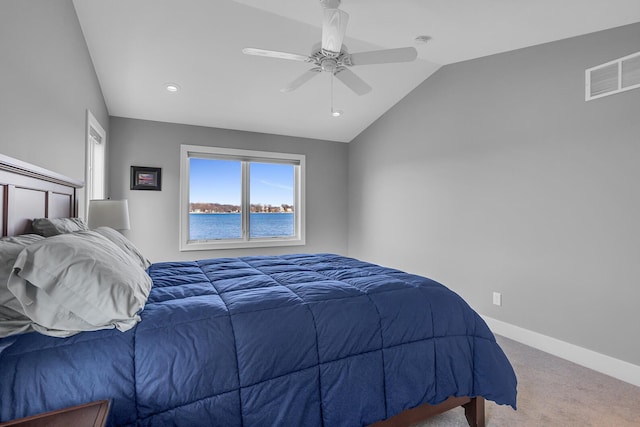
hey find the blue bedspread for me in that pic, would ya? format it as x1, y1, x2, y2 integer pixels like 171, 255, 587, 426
0, 254, 517, 426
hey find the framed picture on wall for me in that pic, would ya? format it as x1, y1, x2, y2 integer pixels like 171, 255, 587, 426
130, 166, 162, 191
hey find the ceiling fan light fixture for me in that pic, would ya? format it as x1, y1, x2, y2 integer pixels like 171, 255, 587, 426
321, 58, 338, 73
165, 83, 180, 93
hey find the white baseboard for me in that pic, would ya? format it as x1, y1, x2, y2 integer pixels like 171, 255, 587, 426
481, 315, 640, 388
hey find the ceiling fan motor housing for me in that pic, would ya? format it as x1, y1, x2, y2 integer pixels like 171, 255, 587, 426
311, 45, 352, 71
319, 0, 341, 9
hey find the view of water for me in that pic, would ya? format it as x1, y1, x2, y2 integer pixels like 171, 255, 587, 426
190, 213, 294, 240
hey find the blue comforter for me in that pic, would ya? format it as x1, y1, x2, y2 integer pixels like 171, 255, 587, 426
0, 254, 516, 426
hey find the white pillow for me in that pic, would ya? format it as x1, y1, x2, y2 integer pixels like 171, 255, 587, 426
0, 234, 44, 293
94, 226, 151, 270
7, 230, 152, 337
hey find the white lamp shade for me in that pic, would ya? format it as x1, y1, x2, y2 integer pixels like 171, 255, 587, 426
88, 199, 131, 230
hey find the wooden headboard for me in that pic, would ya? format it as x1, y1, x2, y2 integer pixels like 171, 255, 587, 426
0, 154, 83, 237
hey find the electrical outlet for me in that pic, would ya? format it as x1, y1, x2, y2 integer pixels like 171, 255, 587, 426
493, 292, 502, 306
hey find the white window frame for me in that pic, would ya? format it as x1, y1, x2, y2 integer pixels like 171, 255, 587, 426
180, 144, 306, 251
85, 110, 106, 218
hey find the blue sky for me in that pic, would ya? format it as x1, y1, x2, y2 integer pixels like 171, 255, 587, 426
190, 158, 294, 205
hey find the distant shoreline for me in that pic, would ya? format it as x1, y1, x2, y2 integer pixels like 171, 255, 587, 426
189, 211, 292, 214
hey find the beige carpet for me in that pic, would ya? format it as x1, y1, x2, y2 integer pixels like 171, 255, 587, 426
415, 335, 640, 427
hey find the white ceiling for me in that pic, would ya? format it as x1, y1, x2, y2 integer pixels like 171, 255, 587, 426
73, 0, 640, 143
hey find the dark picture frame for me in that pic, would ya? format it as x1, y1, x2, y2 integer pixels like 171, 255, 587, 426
130, 166, 162, 191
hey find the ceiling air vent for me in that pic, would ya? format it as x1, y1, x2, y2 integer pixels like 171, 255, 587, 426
586, 51, 640, 101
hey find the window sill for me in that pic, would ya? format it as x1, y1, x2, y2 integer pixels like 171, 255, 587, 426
179, 237, 306, 251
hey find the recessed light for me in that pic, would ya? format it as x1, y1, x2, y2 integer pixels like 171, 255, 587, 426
165, 83, 180, 93
415, 35, 431, 45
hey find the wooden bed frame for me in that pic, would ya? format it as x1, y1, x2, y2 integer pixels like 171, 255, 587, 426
0, 154, 82, 236
0, 153, 485, 427
372, 396, 484, 427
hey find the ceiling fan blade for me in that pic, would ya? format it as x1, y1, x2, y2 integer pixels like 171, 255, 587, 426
334, 68, 372, 96
348, 47, 418, 66
281, 68, 322, 93
242, 48, 311, 63
321, 9, 349, 55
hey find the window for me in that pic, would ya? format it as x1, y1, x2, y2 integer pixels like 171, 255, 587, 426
85, 110, 106, 217
180, 144, 305, 250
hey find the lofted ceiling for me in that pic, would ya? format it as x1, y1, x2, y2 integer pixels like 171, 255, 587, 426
73, 0, 640, 143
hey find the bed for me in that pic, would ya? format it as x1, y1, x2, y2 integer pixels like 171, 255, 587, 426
0, 154, 517, 427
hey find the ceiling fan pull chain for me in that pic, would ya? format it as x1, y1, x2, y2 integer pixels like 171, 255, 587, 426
330, 73, 342, 117
330, 72, 334, 115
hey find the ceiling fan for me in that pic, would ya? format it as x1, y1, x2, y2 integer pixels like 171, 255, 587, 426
242, 0, 418, 96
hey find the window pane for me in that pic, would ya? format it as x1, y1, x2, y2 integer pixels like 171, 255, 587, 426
189, 158, 242, 240
90, 138, 105, 200
250, 162, 295, 238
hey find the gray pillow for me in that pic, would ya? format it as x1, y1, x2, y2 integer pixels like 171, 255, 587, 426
94, 227, 151, 270
32, 217, 88, 237
0, 234, 44, 338
7, 230, 152, 337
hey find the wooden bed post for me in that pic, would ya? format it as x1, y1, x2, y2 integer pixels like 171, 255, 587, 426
463, 397, 485, 427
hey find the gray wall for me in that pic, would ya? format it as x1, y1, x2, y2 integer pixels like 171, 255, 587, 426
108, 117, 348, 262
0, 0, 108, 201
348, 23, 640, 366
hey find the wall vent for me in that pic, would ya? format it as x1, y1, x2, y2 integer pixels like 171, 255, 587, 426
586, 51, 640, 101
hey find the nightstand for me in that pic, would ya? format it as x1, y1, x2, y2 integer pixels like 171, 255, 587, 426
0, 400, 110, 427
